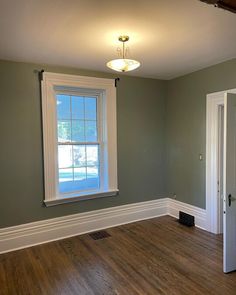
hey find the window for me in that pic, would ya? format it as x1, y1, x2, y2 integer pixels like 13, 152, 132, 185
57, 94, 100, 194
41, 72, 118, 206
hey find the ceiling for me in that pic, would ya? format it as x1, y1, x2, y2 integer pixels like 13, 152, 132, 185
0, 0, 235, 79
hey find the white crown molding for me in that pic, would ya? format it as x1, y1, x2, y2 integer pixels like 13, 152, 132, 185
0, 198, 206, 254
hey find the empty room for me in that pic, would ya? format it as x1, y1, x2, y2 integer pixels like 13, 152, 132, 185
1, 0, 236, 294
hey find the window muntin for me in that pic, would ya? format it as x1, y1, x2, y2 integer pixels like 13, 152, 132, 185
56, 93, 100, 194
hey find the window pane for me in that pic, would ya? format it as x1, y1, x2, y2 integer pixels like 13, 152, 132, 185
58, 120, 71, 142
87, 166, 99, 190
59, 168, 73, 182
58, 145, 72, 168
74, 167, 86, 181
71, 96, 84, 119
57, 95, 100, 195
87, 166, 99, 179
86, 145, 99, 166
72, 120, 85, 142
85, 121, 97, 142
73, 145, 86, 167
57, 95, 70, 120
85, 97, 97, 120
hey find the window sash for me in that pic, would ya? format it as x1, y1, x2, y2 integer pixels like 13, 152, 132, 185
58, 143, 101, 195
58, 141, 99, 145
56, 91, 102, 195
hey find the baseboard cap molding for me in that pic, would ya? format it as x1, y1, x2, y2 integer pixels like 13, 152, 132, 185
0, 198, 168, 254
0, 198, 207, 254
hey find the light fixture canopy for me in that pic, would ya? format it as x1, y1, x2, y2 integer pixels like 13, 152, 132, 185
106, 35, 140, 72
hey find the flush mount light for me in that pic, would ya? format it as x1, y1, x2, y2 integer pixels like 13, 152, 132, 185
106, 35, 140, 72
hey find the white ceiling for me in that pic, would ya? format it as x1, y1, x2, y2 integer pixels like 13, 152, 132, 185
0, 0, 235, 79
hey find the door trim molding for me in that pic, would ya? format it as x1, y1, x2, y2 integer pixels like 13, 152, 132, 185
206, 88, 236, 233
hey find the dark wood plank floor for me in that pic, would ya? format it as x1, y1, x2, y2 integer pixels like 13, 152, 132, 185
1, 216, 236, 295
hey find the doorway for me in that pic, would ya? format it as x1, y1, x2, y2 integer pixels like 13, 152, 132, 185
206, 88, 236, 234
217, 105, 224, 234
206, 88, 236, 273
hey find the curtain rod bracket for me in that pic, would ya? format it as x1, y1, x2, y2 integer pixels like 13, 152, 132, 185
39, 69, 45, 81
115, 78, 120, 87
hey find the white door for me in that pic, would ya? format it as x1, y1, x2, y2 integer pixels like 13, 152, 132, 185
223, 93, 236, 273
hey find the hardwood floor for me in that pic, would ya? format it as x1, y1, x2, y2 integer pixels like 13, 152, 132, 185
1, 216, 236, 295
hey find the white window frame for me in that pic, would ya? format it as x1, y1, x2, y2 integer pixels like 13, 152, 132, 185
41, 72, 118, 206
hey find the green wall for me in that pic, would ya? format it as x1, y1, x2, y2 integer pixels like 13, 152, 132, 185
1, 58, 236, 228
0, 60, 167, 228
165, 58, 236, 209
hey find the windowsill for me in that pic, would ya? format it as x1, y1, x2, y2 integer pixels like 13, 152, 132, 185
44, 189, 119, 207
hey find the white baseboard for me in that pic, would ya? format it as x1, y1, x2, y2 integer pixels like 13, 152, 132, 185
168, 199, 207, 230
0, 198, 168, 254
0, 198, 207, 254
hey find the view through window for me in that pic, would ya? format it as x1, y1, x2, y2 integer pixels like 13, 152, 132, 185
56, 94, 100, 194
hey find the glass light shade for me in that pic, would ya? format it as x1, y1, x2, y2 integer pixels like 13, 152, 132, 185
106, 58, 140, 72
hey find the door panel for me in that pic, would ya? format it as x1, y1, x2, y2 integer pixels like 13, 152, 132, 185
223, 93, 236, 273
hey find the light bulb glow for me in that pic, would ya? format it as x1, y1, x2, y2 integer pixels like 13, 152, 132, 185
106, 58, 140, 72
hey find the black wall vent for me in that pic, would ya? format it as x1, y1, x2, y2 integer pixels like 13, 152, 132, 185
89, 230, 111, 240
179, 211, 195, 227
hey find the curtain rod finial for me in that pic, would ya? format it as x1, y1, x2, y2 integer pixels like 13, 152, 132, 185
115, 77, 120, 87
39, 69, 45, 81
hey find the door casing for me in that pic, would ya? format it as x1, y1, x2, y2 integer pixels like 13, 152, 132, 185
206, 88, 236, 234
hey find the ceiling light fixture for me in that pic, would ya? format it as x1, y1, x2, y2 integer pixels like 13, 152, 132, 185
106, 35, 140, 72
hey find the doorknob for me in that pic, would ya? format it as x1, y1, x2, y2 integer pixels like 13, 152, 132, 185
228, 194, 236, 207
229, 194, 232, 207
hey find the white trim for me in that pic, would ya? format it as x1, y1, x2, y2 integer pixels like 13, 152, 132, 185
206, 88, 236, 233
0, 198, 168, 254
41, 72, 118, 204
168, 199, 207, 230
0, 198, 207, 254
43, 72, 115, 88
44, 189, 118, 207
